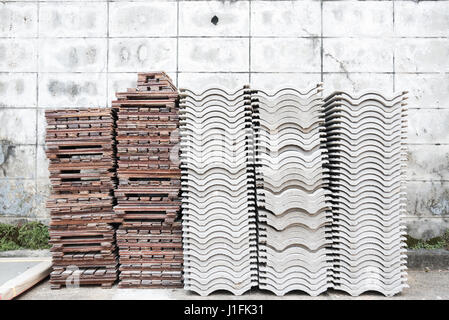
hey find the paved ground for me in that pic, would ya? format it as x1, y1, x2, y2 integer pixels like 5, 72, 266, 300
0, 257, 51, 287
17, 270, 449, 300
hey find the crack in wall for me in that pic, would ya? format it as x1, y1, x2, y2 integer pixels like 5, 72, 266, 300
324, 52, 356, 90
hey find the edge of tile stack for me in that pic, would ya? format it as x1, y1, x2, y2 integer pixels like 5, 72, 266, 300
252, 84, 334, 296
113, 72, 183, 288
179, 86, 258, 296
323, 90, 409, 296
45, 108, 118, 289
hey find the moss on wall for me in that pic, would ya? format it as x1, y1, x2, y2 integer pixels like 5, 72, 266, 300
406, 230, 449, 250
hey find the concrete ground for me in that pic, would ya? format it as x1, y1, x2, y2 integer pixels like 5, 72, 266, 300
18, 270, 449, 300
0, 257, 51, 287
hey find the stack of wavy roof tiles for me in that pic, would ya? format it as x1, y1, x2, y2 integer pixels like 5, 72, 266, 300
252, 84, 333, 296
323, 91, 409, 296
113, 72, 183, 288
179, 85, 408, 297
45, 108, 118, 289
179, 87, 258, 296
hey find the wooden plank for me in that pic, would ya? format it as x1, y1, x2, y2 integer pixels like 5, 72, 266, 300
0, 260, 51, 300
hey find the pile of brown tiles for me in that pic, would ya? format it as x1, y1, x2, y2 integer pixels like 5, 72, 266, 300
113, 72, 183, 288
45, 108, 119, 289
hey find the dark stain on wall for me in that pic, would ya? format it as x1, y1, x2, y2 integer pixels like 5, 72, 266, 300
0, 141, 14, 176
47, 80, 97, 98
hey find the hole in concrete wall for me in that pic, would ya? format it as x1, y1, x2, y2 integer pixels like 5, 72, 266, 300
211, 16, 219, 26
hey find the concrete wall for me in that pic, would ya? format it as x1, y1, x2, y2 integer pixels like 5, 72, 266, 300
0, 0, 448, 239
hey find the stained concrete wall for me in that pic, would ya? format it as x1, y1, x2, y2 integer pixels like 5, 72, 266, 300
0, 0, 448, 239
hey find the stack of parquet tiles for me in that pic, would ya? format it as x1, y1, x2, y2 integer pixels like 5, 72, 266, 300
113, 72, 183, 288
45, 108, 118, 289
